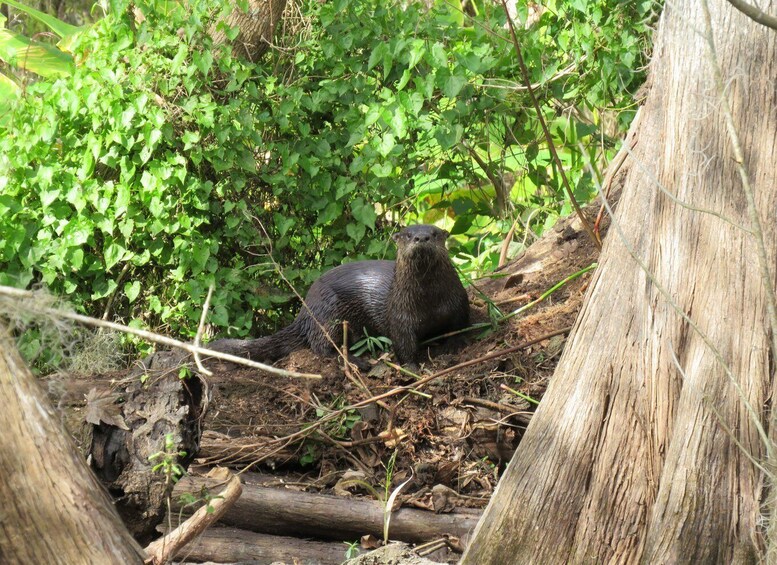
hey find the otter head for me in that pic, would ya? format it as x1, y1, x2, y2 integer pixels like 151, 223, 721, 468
392, 225, 450, 263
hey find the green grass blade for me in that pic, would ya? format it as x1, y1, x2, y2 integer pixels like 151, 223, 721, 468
0, 28, 74, 77
2, 0, 81, 38
0, 72, 20, 127
0, 71, 20, 96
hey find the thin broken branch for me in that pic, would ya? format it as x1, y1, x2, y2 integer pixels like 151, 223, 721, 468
144, 472, 242, 565
0, 285, 320, 380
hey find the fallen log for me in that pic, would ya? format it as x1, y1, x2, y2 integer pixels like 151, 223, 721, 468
173, 476, 481, 544
164, 526, 353, 564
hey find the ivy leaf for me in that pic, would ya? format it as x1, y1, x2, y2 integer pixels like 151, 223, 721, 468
182, 130, 200, 150
351, 198, 377, 230
346, 222, 366, 244
104, 240, 125, 270
434, 124, 463, 150
125, 280, 141, 303
442, 74, 468, 98
274, 213, 295, 237
368, 43, 389, 71
377, 132, 395, 157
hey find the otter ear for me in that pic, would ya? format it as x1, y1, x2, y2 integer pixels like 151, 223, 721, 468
441, 229, 450, 239
392, 232, 401, 243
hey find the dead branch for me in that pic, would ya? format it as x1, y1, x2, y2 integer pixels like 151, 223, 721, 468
725, 0, 777, 29
0, 285, 320, 379
145, 470, 242, 565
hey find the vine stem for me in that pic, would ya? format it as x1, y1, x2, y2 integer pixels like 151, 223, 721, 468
499, 0, 601, 251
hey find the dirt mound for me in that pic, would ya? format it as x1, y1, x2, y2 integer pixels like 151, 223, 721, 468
194, 209, 602, 505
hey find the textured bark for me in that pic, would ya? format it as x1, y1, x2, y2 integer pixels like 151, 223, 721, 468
462, 1, 777, 563
173, 475, 481, 544
146, 472, 242, 564
89, 349, 206, 544
164, 526, 353, 564
0, 328, 145, 564
210, 0, 287, 62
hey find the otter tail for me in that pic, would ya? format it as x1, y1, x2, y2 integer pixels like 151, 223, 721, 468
207, 320, 306, 362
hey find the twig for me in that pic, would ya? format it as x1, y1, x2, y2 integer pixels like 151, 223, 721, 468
101, 262, 131, 320
223, 326, 573, 466
594, 156, 772, 461
700, 4, 777, 553
725, 0, 777, 30
499, 221, 518, 268
621, 141, 752, 233
461, 140, 508, 216
502, 263, 598, 321
481, 59, 587, 93
500, 383, 539, 406
249, 216, 353, 362
459, 396, 533, 424
499, 0, 601, 251
340, 321, 372, 395
192, 284, 215, 377
0, 285, 321, 380
584, 108, 641, 234
144, 472, 242, 565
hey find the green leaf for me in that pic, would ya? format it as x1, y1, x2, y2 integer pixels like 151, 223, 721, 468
125, 281, 141, 303
104, 240, 126, 270
430, 43, 447, 67
0, 28, 74, 78
274, 213, 295, 237
0, 72, 20, 101
377, 132, 395, 157
182, 130, 200, 150
346, 222, 366, 244
434, 124, 463, 150
368, 42, 389, 71
351, 199, 377, 230
442, 74, 468, 98
39, 188, 60, 208
2, 0, 81, 38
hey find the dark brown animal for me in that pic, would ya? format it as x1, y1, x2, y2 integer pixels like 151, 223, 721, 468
209, 224, 470, 364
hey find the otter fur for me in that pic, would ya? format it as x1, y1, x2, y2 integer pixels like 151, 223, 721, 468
209, 224, 470, 364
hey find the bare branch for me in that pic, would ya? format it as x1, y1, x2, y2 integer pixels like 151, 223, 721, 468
726, 0, 777, 30
499, 0, 602, 251
701, 0, 777, 360
144, 471, 242, 565
0, 285, 320, 380
192, 284, 215, 377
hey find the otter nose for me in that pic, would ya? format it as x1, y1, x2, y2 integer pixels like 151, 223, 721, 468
413, 234, 431, 243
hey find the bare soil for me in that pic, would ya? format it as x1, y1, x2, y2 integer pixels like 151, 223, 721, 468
192, 210, 602, 507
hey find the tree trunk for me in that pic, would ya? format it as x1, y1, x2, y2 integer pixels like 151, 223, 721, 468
462, 1, 777, 563
0, 328, 145, 564
210, 0, 287, 62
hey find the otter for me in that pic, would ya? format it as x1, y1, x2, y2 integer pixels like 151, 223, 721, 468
209, 224, 470, 365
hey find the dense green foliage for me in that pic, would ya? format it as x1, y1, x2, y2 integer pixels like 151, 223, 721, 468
0, 0, 655, 352
0, 0, 82, 119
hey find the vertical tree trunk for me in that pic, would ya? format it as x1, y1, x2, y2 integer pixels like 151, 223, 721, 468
0, 328, 145, 564
210, 0, 287, 62
462, 0, 777, 562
